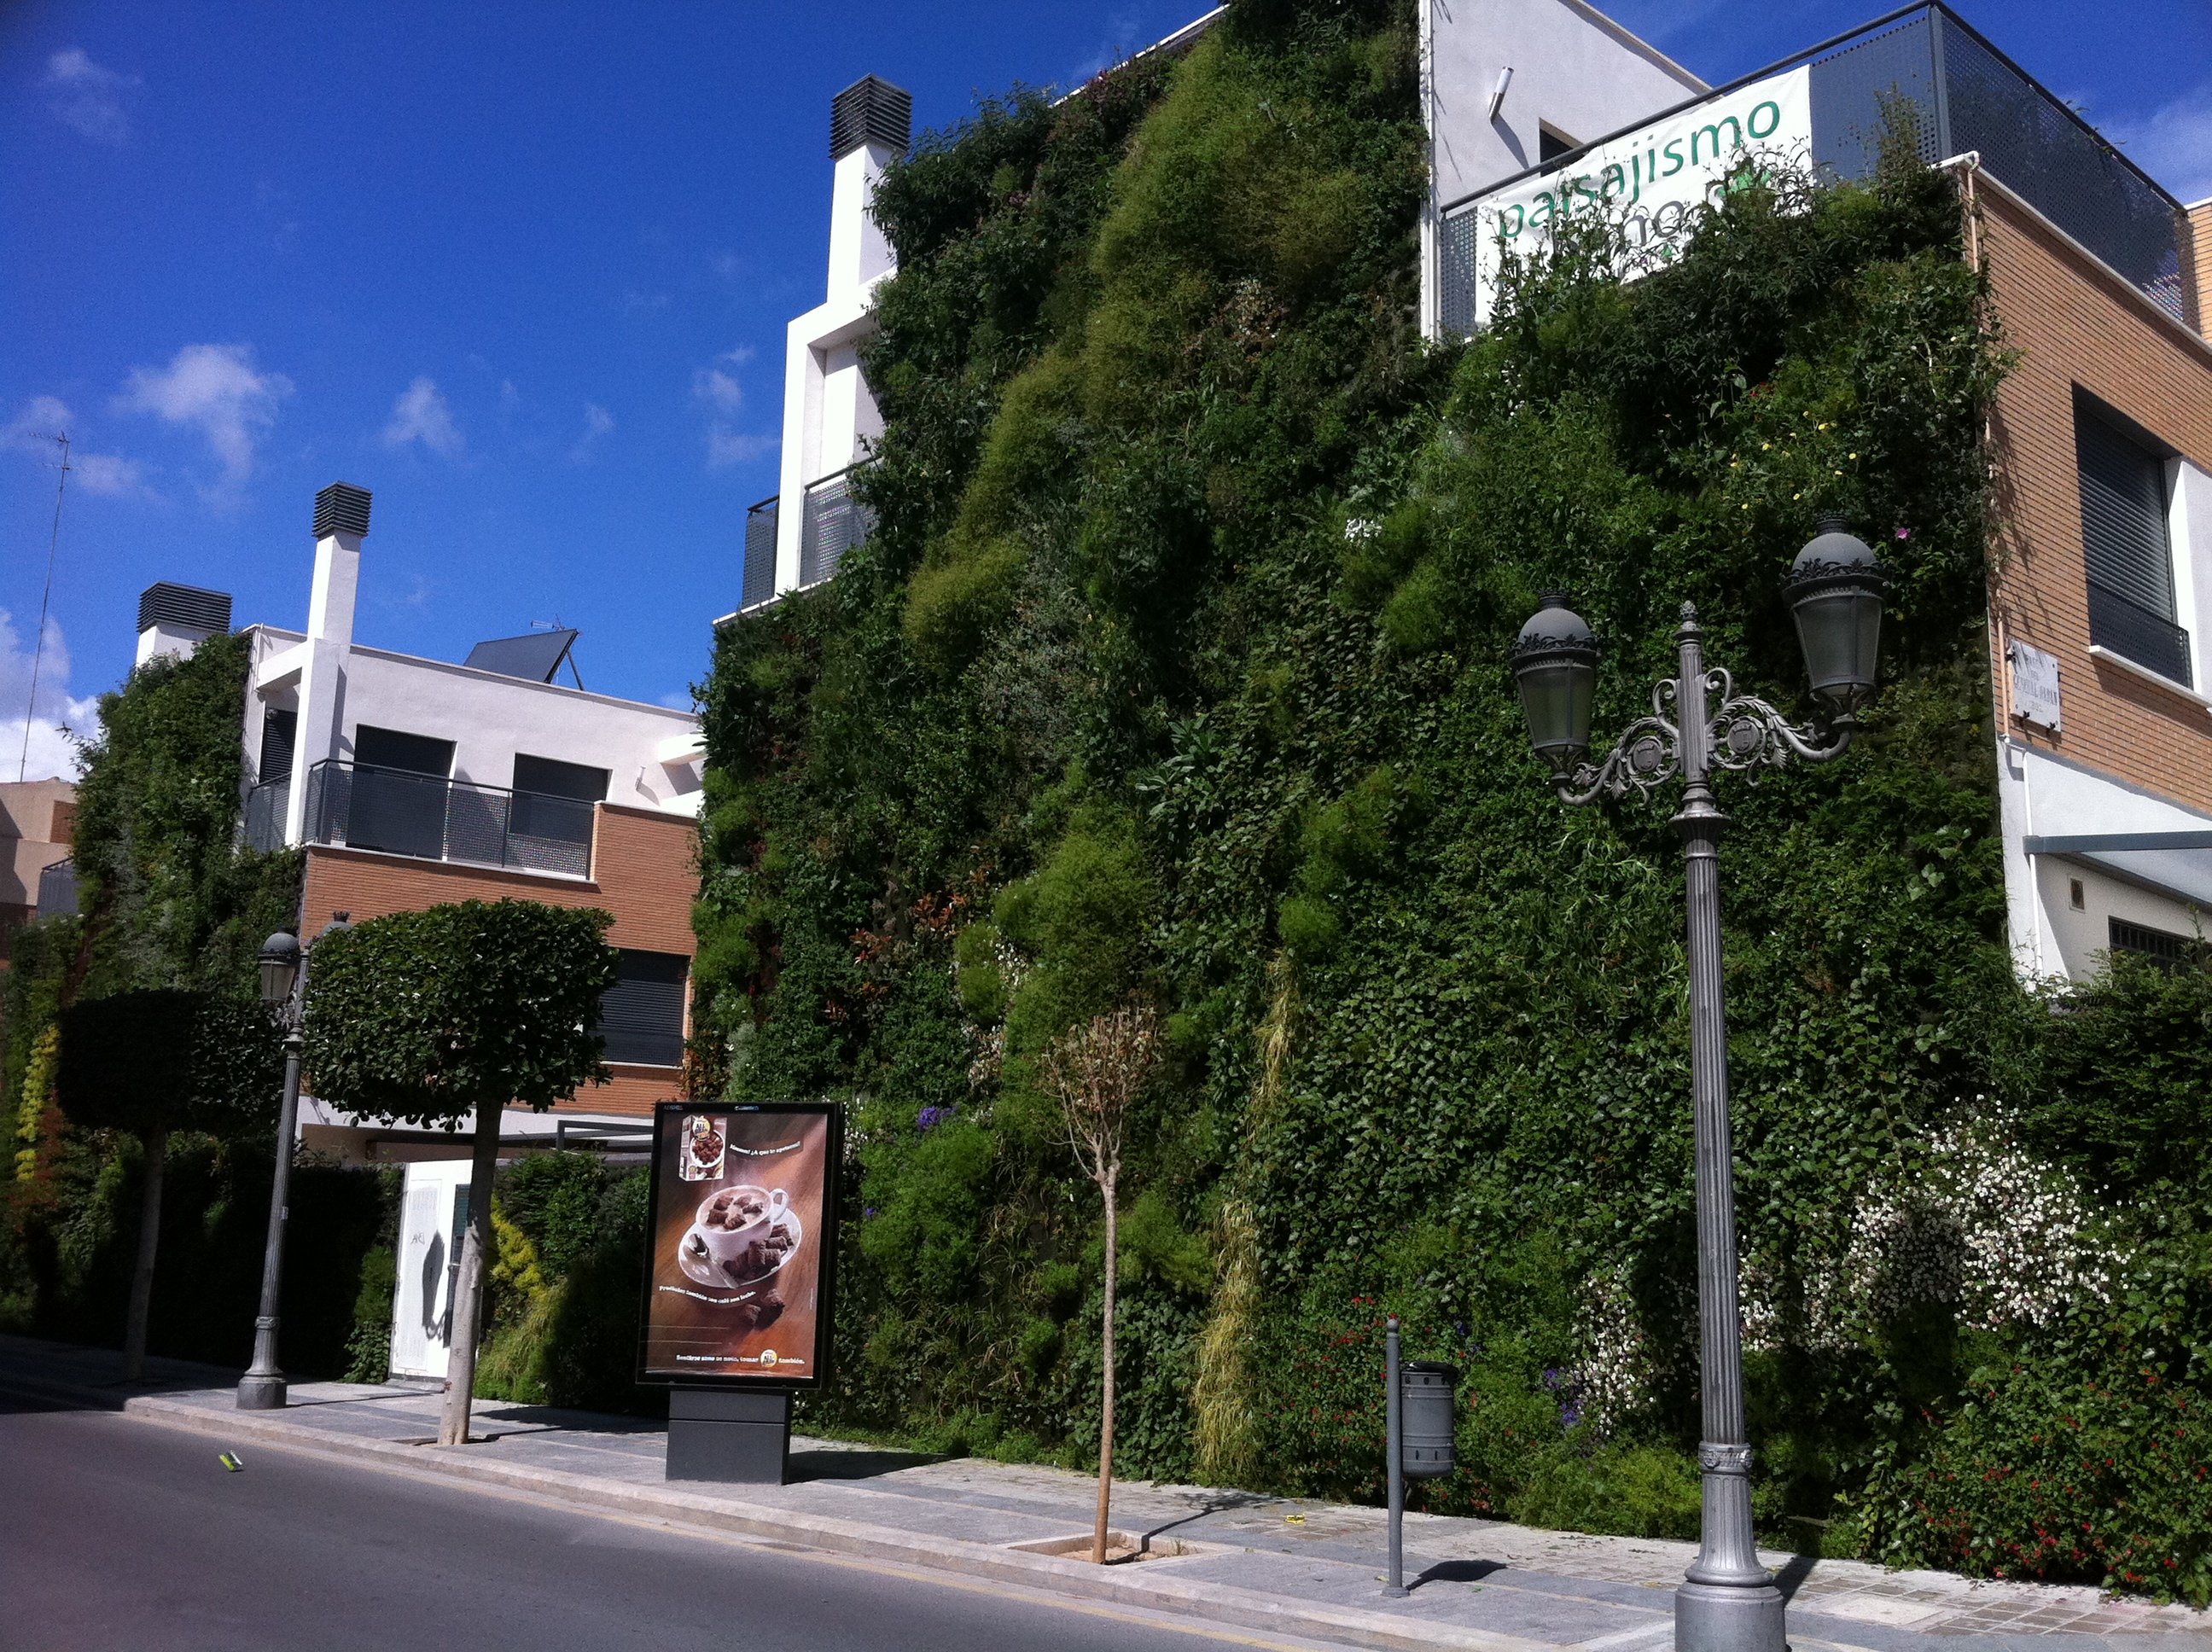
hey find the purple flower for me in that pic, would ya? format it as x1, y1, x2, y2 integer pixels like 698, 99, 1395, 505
917, 1104, 957, 1134
1895, 527, 1912, 540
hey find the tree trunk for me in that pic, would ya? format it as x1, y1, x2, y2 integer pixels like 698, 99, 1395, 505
1093, 1167, 1117, 1565
437, 1104, 503, 1446
123, 1128, 168, 1382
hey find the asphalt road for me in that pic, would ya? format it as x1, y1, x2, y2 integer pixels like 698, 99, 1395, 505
0, 1391, 1349, 1652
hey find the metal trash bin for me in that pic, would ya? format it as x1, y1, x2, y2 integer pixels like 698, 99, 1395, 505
1399, 1360, 1458, 1479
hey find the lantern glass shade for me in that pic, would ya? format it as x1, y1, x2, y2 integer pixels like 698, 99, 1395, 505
1511, 594, 1600, 771
258, 929, 301, 1007
1784, 517, 1889, 711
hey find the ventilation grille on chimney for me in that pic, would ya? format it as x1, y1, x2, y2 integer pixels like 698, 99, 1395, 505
313, 480, 373, 539
830, 75, 912, 160
137, 582, 233, 637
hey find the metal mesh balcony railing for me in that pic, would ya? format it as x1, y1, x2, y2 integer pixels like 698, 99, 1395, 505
243, 776, 290, 852
36, 859, 79, 918
1440, 3, 2190, 330
799, 465, 875, 588
300, 760, 596, 877
2087, 581, 2194, 689
742, 494, 779, 611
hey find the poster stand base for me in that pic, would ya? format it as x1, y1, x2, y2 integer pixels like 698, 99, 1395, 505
666, 1388, 790, 1484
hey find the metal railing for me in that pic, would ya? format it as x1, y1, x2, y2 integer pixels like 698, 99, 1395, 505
742, 494, 779, 611
799, 464, 876, 588
1438, 3, 2191, 331
243, 776, 290, 852
300, 760, 596, 877
36, 859, 79, 918
2088, 581, 2194, 689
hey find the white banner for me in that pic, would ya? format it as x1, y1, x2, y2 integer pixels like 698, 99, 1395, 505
1458, 66, 1813, 329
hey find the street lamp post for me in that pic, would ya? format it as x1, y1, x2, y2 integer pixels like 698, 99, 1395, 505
236, 914, 349, 1411
1509, 517, 1889, 1652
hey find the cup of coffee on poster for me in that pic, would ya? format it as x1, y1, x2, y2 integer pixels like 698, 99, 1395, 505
690, 1184, 793, 1280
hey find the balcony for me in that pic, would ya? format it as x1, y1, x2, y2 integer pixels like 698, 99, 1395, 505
243, 776, 290, 852
742, 494, 778, 612
291, 760, 596, 878
36, 858, 78, 918
799, 464, 876, 588
1439, 3, 2192, 334
2087, 580, 2193, 689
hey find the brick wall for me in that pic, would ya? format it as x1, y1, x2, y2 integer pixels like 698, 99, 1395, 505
1979, 178, 2212, 814
300, 801, 698, 1117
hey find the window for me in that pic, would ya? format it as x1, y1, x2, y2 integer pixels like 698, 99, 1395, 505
353, 725, 455, 776
2109, 917, 2204, 970
511, 754, 608, 802
1539, 124, 1577, 163
258, 707, 296, 788
602, 950, 689, 1067
2077, 398, 2187, 685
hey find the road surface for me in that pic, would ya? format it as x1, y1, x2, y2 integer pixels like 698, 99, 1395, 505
1, 1389, 1352, 1652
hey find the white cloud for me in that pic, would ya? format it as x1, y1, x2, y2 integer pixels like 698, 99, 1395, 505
3, 396, 151, 499
2109, 79, 2212, 205
624, 290, 672, 314
44, 48, 137, 146
694, 349, 773, 468
692, 364, 745, 416
568, 403, 614, 464
706, 428, 777, 468
114, 343, 291, 502
381, 377, 465, 459
0, 608, 100, 783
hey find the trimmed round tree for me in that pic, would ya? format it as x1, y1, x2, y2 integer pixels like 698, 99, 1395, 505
56, 989, 285, 1378
302, 899, 618, 1446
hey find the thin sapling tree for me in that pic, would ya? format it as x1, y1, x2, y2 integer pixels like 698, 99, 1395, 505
1041, 998, 1160, 1565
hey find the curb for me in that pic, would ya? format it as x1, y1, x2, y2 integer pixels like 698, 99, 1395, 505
121, 1394, 1557, 1652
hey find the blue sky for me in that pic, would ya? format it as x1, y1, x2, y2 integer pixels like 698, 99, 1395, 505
5, 0, 2209, 781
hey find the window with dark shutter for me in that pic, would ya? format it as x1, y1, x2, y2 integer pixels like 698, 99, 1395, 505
2077, 404, 2186, 684
602, 950, 689, 1067
258, 707, 296, 787
2109, 917, 2204, 971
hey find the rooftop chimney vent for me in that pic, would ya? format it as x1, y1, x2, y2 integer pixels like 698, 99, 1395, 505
313, 480, 373, 539
137, 582, 232, 637
830, 75, 911, 160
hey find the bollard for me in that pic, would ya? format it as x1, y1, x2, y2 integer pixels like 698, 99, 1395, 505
1385, 1318, 1406, 1597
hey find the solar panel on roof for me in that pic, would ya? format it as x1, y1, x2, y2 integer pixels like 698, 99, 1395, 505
463, 630, 579, 683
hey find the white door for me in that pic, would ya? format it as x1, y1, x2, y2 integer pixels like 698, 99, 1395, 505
387, 1161, 471, 1380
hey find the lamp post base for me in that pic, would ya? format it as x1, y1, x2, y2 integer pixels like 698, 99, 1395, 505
1675, 1578, 1786, 1652
236, 1372, 288, 1411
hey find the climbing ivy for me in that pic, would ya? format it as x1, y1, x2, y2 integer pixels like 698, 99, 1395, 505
695, 0, 2210, 1600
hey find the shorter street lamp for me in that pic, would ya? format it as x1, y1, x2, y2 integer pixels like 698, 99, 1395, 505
236, 914, 348, 1411
1509, 516, 1888, 1652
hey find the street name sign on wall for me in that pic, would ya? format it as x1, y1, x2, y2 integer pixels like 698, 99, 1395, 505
1455, 66, 1812, 330
2008, 638, 2064, 732
637, 1100, 841, 1389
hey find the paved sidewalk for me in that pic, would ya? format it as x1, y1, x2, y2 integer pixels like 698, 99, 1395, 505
5, 1334, 2208, 1652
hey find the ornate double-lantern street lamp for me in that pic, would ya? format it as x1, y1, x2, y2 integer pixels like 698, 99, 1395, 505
1509, 517, 1889, 1652
237, 914, 348, 1411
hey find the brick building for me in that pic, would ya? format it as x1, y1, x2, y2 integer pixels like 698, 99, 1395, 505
140, 480, 706, 1161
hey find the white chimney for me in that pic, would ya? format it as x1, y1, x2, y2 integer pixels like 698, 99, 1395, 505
134, 582, 231, 667
284, 481, 371, 843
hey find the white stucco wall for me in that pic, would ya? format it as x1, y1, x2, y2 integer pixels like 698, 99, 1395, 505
1997, 736, 2212, 981
245, 624, 702, 824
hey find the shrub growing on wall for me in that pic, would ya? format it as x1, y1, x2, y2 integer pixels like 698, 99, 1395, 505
694, 0, 2208, 1600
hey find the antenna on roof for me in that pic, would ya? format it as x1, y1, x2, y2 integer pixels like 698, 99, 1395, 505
18, 432, 70, 783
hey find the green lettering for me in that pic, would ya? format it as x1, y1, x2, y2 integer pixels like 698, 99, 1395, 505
1529, 191, 1555, 229
1499, 203, 1525, 240
1662, 137, 1685, 177
1747, 100, 1781, 140
1692, 116, 1743, 166
1600, 162, 1627, 201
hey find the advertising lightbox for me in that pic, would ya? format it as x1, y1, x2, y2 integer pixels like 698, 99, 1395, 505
637, 1101, 841, 1389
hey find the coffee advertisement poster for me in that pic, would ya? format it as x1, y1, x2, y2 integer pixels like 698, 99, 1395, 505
638, 1102, 838, 1387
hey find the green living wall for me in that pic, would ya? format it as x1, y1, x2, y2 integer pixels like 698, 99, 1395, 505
695, 0, 2212, 1600
0, 631, 394, 1377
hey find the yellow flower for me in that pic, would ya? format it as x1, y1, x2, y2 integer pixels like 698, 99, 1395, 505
1761, 443, 1771, 450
